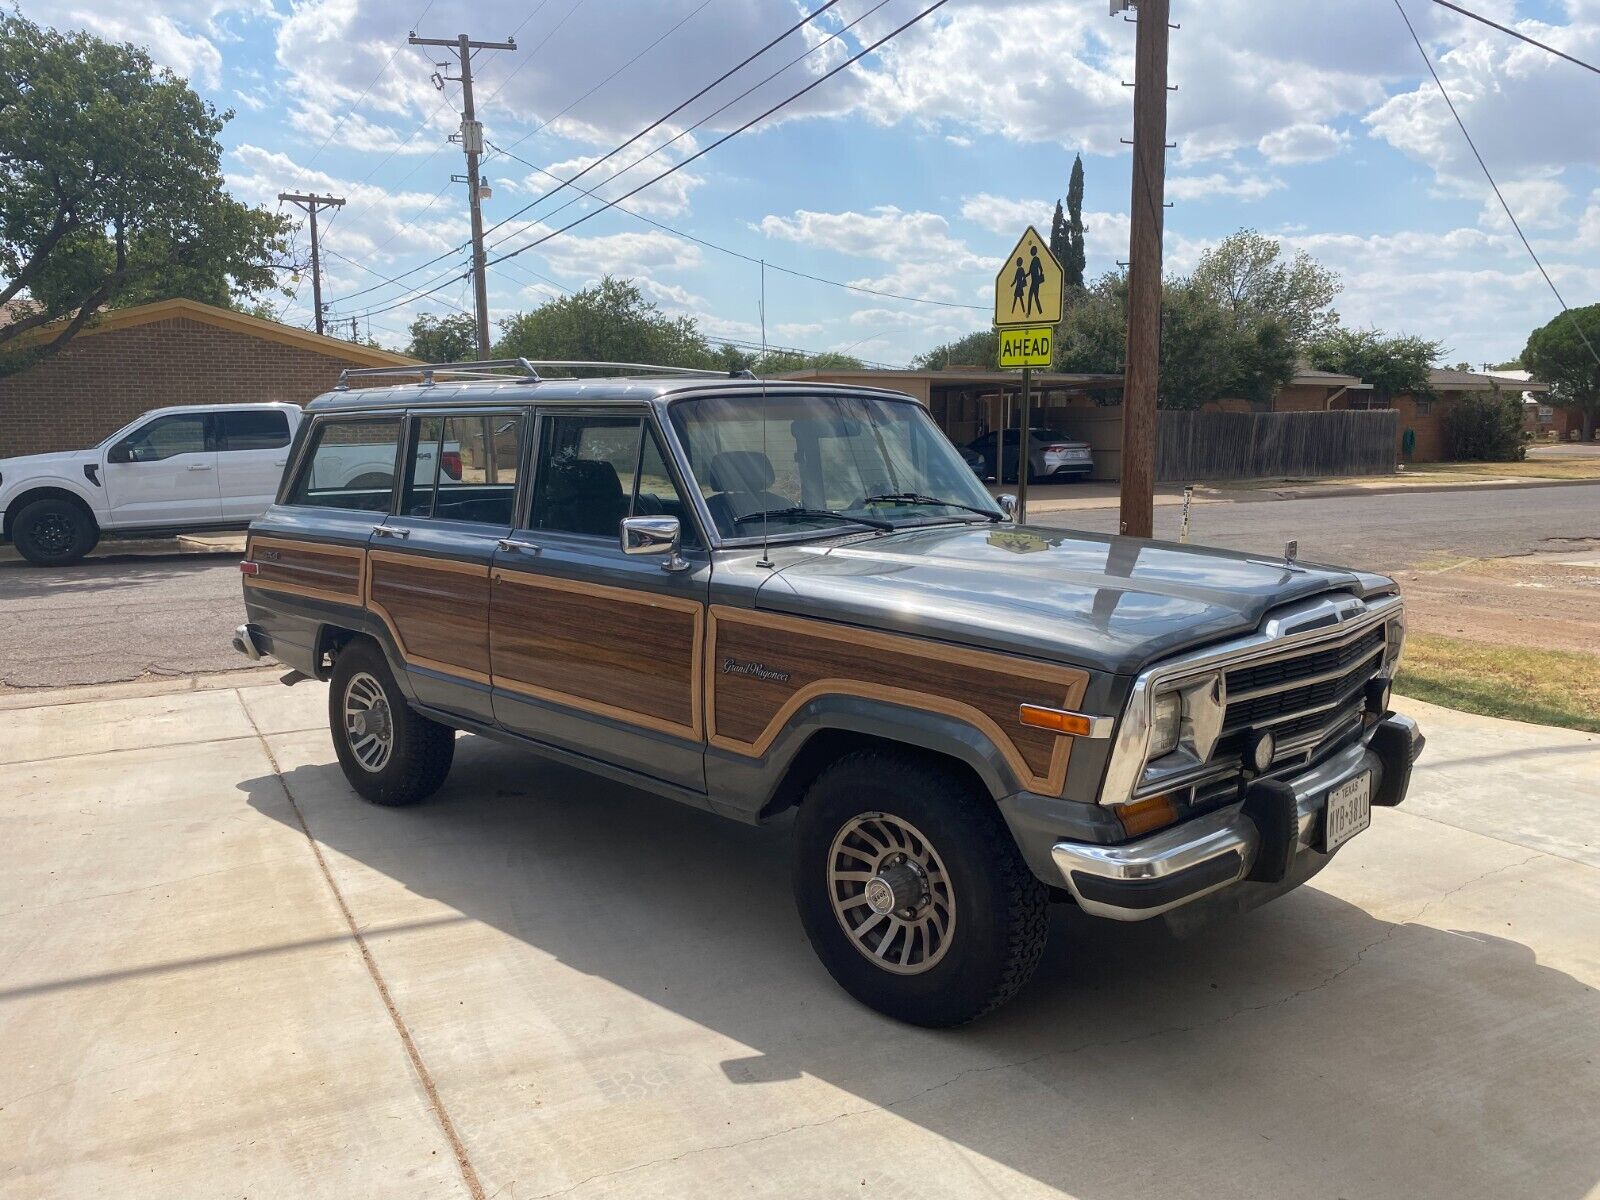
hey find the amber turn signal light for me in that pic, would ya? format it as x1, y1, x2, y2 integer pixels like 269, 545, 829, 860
1018, 704, 1095, 737
1113, 793, 1180, 837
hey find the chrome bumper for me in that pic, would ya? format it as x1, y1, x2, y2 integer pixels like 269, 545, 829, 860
232, 622, 266, 661
1053, 714, 1423, 921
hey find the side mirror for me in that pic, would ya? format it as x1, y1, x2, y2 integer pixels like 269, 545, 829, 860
621, 515, 689, 572
996, 494, 1018, 520
107, 443, 134, 464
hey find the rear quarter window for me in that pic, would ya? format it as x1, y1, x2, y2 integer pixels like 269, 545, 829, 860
285, 417, 402, 512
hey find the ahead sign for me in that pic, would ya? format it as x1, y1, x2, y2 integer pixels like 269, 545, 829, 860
993, 226, 1063, 328
998, 324, 1052, 368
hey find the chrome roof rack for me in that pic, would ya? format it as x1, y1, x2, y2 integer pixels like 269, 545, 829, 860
335, 358, 756, 390
336, 359, 540, 389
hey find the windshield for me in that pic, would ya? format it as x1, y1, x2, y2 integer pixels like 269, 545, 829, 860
669, 391, 1001, 541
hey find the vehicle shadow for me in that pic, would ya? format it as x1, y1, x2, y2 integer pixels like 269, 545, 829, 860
240, 735, 1600, 1199
0, 552, 233, 599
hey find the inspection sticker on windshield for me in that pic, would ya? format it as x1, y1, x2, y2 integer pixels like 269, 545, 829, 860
1323, 771, 1372, 852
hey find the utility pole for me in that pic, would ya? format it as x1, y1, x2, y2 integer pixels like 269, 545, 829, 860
1116, 0, 1171, 539
409, 31, 517, 358
277, 192, 345, 336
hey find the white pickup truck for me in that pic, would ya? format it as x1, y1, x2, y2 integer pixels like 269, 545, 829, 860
0, 403, 435, 566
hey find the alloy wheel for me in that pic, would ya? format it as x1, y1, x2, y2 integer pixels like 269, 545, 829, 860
827, 812, 956, 975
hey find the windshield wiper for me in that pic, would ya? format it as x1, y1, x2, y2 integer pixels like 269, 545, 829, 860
733, 507, 895, 532
861, 492, 1002, 522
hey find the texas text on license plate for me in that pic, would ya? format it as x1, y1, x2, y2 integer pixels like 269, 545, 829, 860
1322, 771, 1372, 852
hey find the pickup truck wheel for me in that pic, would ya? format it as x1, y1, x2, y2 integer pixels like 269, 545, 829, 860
12, 497, 98, 567
328, 640, 455, 806
793, 750, 1049, 1027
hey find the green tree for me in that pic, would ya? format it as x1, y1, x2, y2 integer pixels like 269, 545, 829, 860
407, 312, 478, 363
494, 276, 712, 367
1063, 154, 1086, 291
1048, 200, 1067, 277
0, 14, 290, 370
1308, 328, 1441, 403
911, 329, 998, 369
1056, 271, 1294, 409
1441, 389, 1526, 461
756, 349, 864, 373
1191, 229, 1339, 348
1521, 305, 1600, 441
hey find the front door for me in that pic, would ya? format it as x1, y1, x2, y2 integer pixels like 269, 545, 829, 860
489, 409, 709, 791
215, 408, 294, 520
102, 411, 222, 527
366, 409, 527, 726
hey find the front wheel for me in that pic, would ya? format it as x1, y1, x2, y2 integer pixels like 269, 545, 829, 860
13, 497, 99, 566
793, 750, 1049, 1026
328, 640, 455, 806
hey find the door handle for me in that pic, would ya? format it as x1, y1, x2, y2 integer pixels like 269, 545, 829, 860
274, 458, 287, 467
187, 463, 213, 471
372, 527, 409, 540
496, 539, 539, 554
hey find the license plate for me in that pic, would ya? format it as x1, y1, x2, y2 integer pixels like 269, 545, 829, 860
1322, 771, 1372, 852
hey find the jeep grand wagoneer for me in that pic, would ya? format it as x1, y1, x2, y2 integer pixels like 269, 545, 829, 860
236, 360, 1423, 1026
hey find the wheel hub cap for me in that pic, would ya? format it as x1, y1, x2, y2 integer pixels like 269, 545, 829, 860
827, 812, 955, 976
343, 672, 394, 773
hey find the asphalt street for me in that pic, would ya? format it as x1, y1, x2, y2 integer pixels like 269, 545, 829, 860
1, 481, 1596, 688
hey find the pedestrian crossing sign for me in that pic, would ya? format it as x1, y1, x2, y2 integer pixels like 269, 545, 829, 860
993, 226, 1063, 327
997, 324, 1053, 368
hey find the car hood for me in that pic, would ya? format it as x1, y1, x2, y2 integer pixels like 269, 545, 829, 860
756, 523, 1375, 676
0, 448, 97, 478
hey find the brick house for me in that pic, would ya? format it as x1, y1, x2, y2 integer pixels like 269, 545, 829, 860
0, 298, 415, 458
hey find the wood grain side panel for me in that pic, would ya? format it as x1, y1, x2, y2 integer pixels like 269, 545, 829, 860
366, 550, 492, 682
490, 572, 702, 740
244, 536, 364, 605
706, 606, 1089, 795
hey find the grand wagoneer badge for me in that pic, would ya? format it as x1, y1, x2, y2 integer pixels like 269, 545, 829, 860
719, 657, 790, 683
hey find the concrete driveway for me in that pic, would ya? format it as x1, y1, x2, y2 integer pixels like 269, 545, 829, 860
2, 680, 1597, 1200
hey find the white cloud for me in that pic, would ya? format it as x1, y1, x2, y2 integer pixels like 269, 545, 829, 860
959, 194, 1052, 236
1257, 123, 1350, 163
1167, 172, 1285, 202
1476, 178, 1571, 232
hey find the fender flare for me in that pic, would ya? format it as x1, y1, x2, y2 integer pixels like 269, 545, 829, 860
2, 481, 104, 538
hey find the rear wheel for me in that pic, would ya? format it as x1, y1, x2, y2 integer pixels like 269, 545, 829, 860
793, 750, 1049, 1026
328, 639, 455, 806
12, 497, 98, 566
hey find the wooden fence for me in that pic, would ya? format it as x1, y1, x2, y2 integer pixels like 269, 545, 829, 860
1156, 409, 1397, 481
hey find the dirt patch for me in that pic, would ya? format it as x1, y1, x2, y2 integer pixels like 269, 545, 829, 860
1396, 540, 1600, 656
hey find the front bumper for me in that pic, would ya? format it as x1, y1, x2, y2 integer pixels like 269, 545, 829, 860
1051, 714, 1424, 921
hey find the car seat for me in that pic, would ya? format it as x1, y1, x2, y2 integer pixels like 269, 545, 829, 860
537, 457, 628, 537
704, 450, 791, 530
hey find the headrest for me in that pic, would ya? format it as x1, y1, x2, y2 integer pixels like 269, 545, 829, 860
542, 456, 622, 503
707, 450, 776, 492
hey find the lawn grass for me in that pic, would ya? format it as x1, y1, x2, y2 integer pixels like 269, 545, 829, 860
1405, 458, 1600, 481
1394, 633, 1600, 734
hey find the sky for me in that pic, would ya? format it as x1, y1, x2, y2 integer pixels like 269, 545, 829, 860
18, 0, 1600, 367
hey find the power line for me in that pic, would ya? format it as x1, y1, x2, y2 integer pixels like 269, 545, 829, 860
327, 0, 849, 317
485, 0, 896, 257
488, 0, 716, 160
485, 0, 954, 272
478, 0, 594, 109
478, 0, 845, 245
487, 139, 985, 311
322, 246, 474, 316
1429, 0, 1600, 76
1395, 0, 1600, 369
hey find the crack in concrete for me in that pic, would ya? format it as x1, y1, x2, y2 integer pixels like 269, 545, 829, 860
526, 848, 1550, 1199
237, 692, 486, 1200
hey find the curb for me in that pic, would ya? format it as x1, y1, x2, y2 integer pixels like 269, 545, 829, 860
1227, 475, 1600, 503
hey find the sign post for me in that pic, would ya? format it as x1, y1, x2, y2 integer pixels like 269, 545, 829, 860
993, 226, 1064, 523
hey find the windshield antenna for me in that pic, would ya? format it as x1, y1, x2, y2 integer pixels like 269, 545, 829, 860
757, 257, 774, 569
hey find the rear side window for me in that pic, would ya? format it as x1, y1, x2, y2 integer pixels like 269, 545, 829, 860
218, 409, 291, 451
286, 417, 402, 512
402, 412, 524, 525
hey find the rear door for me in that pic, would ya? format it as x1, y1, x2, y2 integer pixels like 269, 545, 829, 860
365, 409, 527, 725
216, 408, 294, 520
489, 407, 709, 791
102, 411, 222, 527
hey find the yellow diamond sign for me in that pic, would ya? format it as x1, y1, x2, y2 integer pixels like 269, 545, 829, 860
993, 225, 1063, 328
997, 324, 1053, 368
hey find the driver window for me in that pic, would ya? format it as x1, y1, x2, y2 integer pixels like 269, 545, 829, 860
118, 414, 208, 462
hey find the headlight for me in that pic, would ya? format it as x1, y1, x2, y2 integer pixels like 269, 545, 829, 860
1384, 613, 1406, 670
1149, 691, 1182, 758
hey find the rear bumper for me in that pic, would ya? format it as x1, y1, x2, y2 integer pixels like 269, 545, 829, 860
1051, 714, 1424, 921
232, 622, 268, 661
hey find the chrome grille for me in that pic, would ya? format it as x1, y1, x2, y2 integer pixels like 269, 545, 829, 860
1219, 623, 1387, 762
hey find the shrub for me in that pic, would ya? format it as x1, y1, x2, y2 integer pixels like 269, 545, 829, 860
1441, 389, 1526, 461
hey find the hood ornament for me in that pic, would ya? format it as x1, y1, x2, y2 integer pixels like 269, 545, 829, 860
1284, 539, 1298, 565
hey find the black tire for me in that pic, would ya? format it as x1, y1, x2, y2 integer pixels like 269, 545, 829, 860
793, 750, 1049, 1027
12, 497, 99, 566
328, 639, 455, 806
